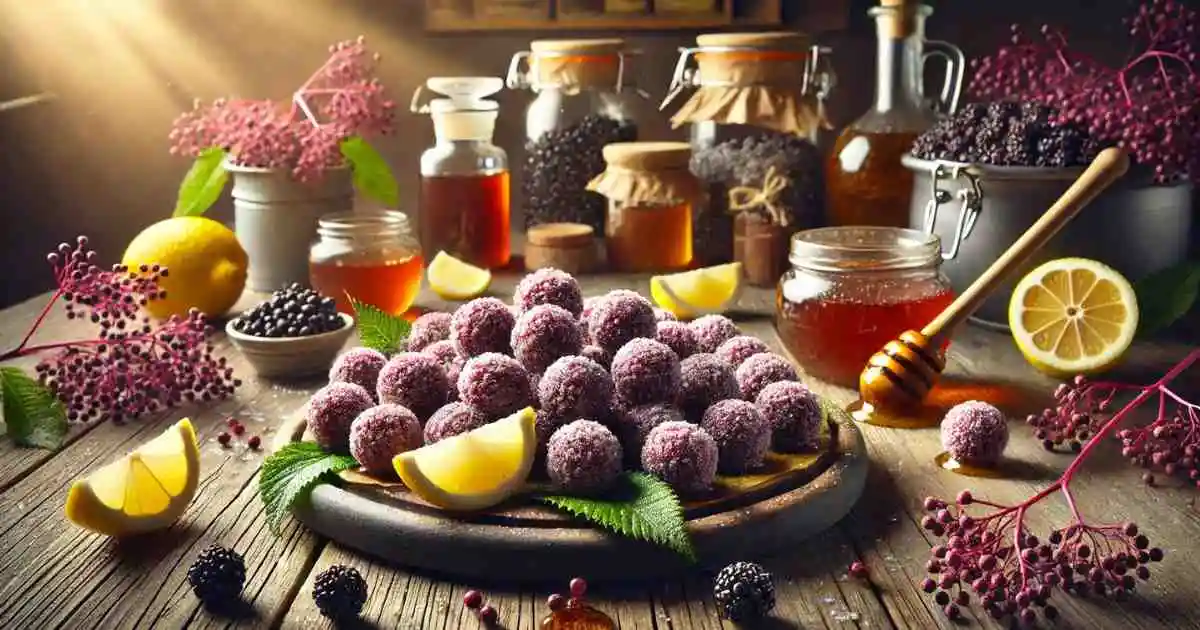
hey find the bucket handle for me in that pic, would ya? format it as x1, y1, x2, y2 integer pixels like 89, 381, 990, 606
922, 162, 982, 261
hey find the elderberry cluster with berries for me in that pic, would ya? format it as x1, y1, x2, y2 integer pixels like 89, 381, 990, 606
911, 101, 1099, 167
231, 284, 344, 338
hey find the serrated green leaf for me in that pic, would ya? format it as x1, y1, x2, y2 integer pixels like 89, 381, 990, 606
340, 136, 399, 207
539, 472, 696, 562
349, 295, 411, 354
259, 442, 358, 533
1135, 262, 1200, 337
173, 147, 229, 217
0, 367, 67, 449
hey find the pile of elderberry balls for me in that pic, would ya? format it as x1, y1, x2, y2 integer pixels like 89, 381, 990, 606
231, 283, 344, 338
911, 101, 1100, 168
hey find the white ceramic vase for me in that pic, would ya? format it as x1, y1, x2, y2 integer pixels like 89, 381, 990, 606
227, 163, 353, 292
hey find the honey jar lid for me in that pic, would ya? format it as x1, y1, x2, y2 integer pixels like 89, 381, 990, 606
530, 38, 626, 56
694, 31, 810, 51
526, 223, 595, 248
601, 142, 692, 172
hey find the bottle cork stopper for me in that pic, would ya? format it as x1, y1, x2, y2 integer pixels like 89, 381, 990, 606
876, 0, 922, 38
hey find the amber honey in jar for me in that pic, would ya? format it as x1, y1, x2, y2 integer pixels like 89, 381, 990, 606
309, 211, 424, 316
588, 142, 698, 273
775, 226, 954, 387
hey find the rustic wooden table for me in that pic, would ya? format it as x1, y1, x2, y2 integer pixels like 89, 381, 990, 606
0, 272, 1197, 630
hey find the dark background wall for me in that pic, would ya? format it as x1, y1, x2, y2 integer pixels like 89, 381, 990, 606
0, 0, 1173, 307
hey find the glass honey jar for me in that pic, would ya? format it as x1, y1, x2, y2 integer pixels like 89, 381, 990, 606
775, 226, 954, 387
309, 211, 424, 316
587, 142, 699, 273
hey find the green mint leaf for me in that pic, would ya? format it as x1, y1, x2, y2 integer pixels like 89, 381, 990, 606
340, 136, 399, 207
173, 147, 229, 217
259, 442, 358, 533
0, 367, 67, 449
1135, 262, 1200, 337
540, 472, 696, 562
349, 295, 411, 355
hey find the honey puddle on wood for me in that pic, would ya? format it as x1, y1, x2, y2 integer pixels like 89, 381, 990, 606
934, 452, 1009, 478
541, 604, 615, 629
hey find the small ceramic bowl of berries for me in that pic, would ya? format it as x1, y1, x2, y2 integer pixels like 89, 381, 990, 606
226, 284, 355, 378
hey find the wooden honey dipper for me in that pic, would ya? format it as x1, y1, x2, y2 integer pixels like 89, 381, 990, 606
858, 148, 1131, 412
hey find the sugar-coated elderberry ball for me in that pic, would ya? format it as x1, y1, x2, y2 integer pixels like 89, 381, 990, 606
349, 404, 422, 475
312, 564, 368, 620
187, 545, 246, 611
678, 353, 739, 421
580, 344, 611, 368
735, 352, 798, 401
715, 335, 771, 369
424, 402, 491, 444
611, 338, 681, 408
457, 352, 534, 418
537, 355, 614, 420
407, 311, 452, 352
655, 320, 699, 359
653, 307, 677, 322
328, 347, 388, 400
511, 304, 583, 374
307, 382, 375, 452
940, 400, 1009, 467
689, 314, 741, 354
514, 267, 584, 317
422, 339, 460, 369
611, 403, 685, 466
713, 561, 775, 622
450, 297, 516, 357
701, 399, 771, 474
588, 290, 657, 353
755, 380, 822, 452
546, 420, 623, 495
641, 421, 719, 495
377, 352, 451, 422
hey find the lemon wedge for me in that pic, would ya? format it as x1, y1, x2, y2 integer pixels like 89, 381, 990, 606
1009, 258, 1139, 377
65, 418, 200, 536
394, 407, 535, 511
650, 262, 742, 319
427, 251, 492, 301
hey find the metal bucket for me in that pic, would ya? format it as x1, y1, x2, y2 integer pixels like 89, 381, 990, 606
904, 155, 1194, 330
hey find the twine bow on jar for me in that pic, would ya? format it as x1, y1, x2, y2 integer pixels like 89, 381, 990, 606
728, 166, 791, 226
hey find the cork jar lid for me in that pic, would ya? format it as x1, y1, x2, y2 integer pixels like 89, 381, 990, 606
530, 38, 626, 56
527, 223, 595, 248
695, 31, 810, 51
601, 142, 692, 171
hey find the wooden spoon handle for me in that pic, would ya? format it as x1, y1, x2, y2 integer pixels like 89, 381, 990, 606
922, 147, 1130, 344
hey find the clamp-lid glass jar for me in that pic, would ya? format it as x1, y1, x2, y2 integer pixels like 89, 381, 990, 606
506, 38, 644, 234
775, 226, 954, 387
309, 211, 424, 316
587, 142, 699, 273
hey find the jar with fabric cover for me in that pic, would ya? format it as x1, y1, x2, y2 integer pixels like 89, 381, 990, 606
587, 142, 700, 273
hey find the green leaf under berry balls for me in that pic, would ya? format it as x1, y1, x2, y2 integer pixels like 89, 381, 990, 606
1135, 262, 1200, 337
0, 367, 67, 449
540, 472, 697, 562
259, 442, 359, 533
172, 146, 230, 217
340, 136, 399, 207
349, 296, 411, 355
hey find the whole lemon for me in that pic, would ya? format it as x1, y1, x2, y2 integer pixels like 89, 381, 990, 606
122, 217, 248, 319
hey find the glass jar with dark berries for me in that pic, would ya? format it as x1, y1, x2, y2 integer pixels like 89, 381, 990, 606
506, 38, 645, 234
309, 211, 424, 316
662, 32, 833, 266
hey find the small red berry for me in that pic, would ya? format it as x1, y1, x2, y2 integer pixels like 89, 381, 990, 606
849, 561, 868, 579
463, 590, 483, 609
226, 417, 239, 428
478, 604, 498, 623
248, 436, 262, 450
231, 423, 246, 436
547, 593, 566, 611
569, 577, 587, 599
217, 432, 231, 446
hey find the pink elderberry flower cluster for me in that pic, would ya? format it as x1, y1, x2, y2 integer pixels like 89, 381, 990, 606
24, 237, 240, 423
168, 36, 396, 182
971, 0, 1199, 184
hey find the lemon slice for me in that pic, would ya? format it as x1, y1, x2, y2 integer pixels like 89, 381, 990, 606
427, 251, 491, 301
650, 262, 742, 319
65, 418, 200, 536
394, 407, 535, 511
1009, 258, 1139, 377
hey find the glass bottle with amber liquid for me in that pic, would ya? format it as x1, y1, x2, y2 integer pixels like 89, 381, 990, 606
826, 0, 964, 227
414, 77, 511, 269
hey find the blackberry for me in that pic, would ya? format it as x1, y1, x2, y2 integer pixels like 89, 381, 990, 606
312, 564, 369, 620
713, 561, 776, 622
231, 283, 343, 338
186, 545, 246, 610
